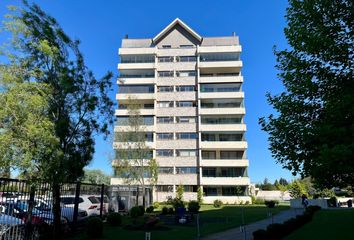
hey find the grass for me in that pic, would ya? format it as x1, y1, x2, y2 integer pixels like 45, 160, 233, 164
284, 209, 354, 240
68, 204, 290, 240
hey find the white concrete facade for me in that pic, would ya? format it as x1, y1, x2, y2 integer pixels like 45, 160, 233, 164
112, 18, 251, 204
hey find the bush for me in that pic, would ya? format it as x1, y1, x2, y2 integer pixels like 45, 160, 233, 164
86, 217, 103, 239
106, 212, 122, 226
328, 196, 337, 207
187, 200, 200, 213
161, 206, 168, 215
146, 206, 154, 213
213, 199, 223, 208
168, 207, 174, 215
130, 206, 145, 218
251, 195, 256, 204
245, 201, 250, 205
253, 198, 265, 205
253, 229, 268, 240
153, 202, 160, 209
264, 200, 278, 208
170, 198, 185, 210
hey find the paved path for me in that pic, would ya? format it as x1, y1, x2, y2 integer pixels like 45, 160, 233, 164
202, 208, 304, 240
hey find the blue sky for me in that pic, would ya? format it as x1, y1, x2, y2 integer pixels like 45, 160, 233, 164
0, 0, 296, 184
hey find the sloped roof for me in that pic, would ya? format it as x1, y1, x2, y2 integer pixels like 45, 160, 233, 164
153, 18, 202, 43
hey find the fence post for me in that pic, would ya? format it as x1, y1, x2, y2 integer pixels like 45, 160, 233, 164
73, 182, 81, 231
24, 185, 36, 239
100, 184, 104, 218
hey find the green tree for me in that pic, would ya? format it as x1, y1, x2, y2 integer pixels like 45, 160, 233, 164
197, 186, 203, 204
176, 185, 184, 201
259, 0, 354, 189
289, 180, 307, 199
1, 3, 114, 238
114, 98, 158, 207
82, 169, 111, 185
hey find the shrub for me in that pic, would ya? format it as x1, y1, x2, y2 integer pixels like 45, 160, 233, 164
130, 206, 144, 218
153, 202, 160, 209
146, 206, 154, 213
239, 200, 244, 205
253, 229, 268, 240
161, 206, 168, 215
168, 207, 174, 215
187, 200, 200, 213
176, 185, 184, 201
253, 198, 265, 205
86, 217, 103, 239
197, 186, 203, 204
170, 198, 185, 210
213, 199, 223, 208
264, 200, 278, 208
106, 212, 122, 226
328, 196, 337, 207
245, 201, 250, 205
251, 195, 256, 204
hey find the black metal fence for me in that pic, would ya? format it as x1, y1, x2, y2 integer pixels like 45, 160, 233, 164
0, 178, 108, 239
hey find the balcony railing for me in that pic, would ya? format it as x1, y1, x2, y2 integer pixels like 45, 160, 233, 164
119, 74, 155, 78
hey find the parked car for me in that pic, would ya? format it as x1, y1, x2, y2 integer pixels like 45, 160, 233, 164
0, 205, 24, 239
94, 195, 110, 215
60, 195, 100, 216
33, 198, 88, 224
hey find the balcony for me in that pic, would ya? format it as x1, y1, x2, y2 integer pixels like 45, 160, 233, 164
198, 45, 242, 54
119, 47, 156, 55
201, 159, 249, 167
116, 93, 155, 100
115, 108, 154, 116
199, 124, 246, 132
199, 75, 243, 83
199, 107, 245, 115
199, 91, 244, 100
157, 174, 198, 185
200, 141, 248, 149
201, 177, 250, 186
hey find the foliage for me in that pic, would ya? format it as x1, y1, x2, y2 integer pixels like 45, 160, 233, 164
264, 200, 279, 208
213, 200, 223, 208
313, 188, 336, 199
176, 185, 184, 201
187, 200, 200, 213
130, 206, 145, 218
168, 198, 185, 210
106, 212, 122, 226
259, 0, 354, 189
328, 196, 337, 207
253, 198, 265, 205
86, 217, 103, 239
153, 202, 160, 209
161, 206, 168, 215
146, 206, 154, 213
168, 207, 174, 215
289, 180, 307, 199
82, 169, 110, 185
197, 186, 203, 204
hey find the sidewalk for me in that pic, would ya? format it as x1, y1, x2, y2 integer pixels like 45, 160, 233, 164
202, 208, 304, 240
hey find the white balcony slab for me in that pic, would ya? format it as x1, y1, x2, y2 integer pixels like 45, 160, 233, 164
200, 141, 248, 149
201, 177, 250, 186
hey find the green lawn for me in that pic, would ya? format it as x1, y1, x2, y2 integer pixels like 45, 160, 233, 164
284, 209, 354, 240
68, 204, 289, 240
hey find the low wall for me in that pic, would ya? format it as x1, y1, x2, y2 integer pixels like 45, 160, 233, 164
290, 198, 329, 209
154, 192, 197, 202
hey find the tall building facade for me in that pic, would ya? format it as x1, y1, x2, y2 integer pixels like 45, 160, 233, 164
112, 19, 251, 204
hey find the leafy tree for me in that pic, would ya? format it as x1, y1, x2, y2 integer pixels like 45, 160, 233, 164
1, 3, 114, 238
259, 0, 354, 189
82, 169, 111, 185
197, 186, 203, 204
279, 178, 289, 186
176, 185, 184, 201
114, 98, 158, 207
289, 180, 307, 199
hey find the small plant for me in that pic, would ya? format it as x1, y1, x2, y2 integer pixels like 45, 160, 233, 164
161, 206, 168, 215
130, 206, 145, 218
197, 186, 203, 204
168, 207, 174, 215
328, 196, 337, 207
153, 202, 160, 209
146, 206, 154, 213
171, 198, 185, 210
245, 201, 250, 205
251, 195, 256, 204
253, 198, 265, 205
188, 200, 200, 213
239, 200, 244, 205
106, 212, 122, 226
86, 217, 103, 239
213, 199, 223, 208
176, 185, 184, 201
264, 200, 278, 208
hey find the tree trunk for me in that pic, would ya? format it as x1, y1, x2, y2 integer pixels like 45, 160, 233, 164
52, 183, 62, 240
135, 185, 139, 206
142, 185, 146, 208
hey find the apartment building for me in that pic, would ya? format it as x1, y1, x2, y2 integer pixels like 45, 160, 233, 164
111, 18, 251, 204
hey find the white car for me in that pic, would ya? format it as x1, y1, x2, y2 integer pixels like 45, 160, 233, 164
94, 195, 110, 215
60, 195, 100, 216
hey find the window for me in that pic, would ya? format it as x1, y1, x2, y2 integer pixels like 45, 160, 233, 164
157, 101, 174, 108
176, 150, 198, 157
202, 151, 216, 159
200, 83, 241, 92
179, 45, 194, 48
201, 133, 216, 141
202, 168, 216, 177
176, 132, 198, 139
157, 133, 174, 140
222, 186, 246, 196
176, 167, 197, 174
158, 167, 173, 174
158, 86, 173, 92
176, 85, 195, 92
156, 185, 173, 192
183, 185, 198, 192
201, 117, 242, 124
158, 71, 174, 77
220, 151, 244, 159
177, 56, 196, 62
203, 187, 217, 196
158, 56, 174, 62
162, 45, 171, 49
176, 71, 196, 77
120, 55, 155, 63
157, 117, 174, 123
115, 150, 153, 159
176, 116, 196, 123
118, 85, 154, 93
219, 134, 243, 141
156, 149, 173, 157
176, 101, 196, 107
200, 53, 240, 62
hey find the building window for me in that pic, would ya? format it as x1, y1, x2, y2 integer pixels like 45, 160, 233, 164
177, 56, 196, 62
183, 185, 198, 192
222, 186, 246, 196
176, 132, 198, 139
176, 71, 196, 77
176, 116, 196, 123
203, 187, 217, 196
202, 168, 216, 177
158, 71, 174, 77
157, 133, 174, 140
120, 55, 155, 63
176, 150, 198, 157
158, 86, 174, 92
200, 83, 241, 92
158, 167, 173, 174
157, 101, 174, 108
157, 117, 174, 123
201, 117, 242, 124
162, 45, 171, 49
179, 45, 194, 48
176, 85, 195, 92
156, 149, 173, 157
158, 56, 174, 62
202, 151, 216, 159
115, 150, 153, 160
176, 167, 197, 174
156, 185, 173, 192
220, 151, 244, 159
118, 85, 154, 93
176, 101, 196, 107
